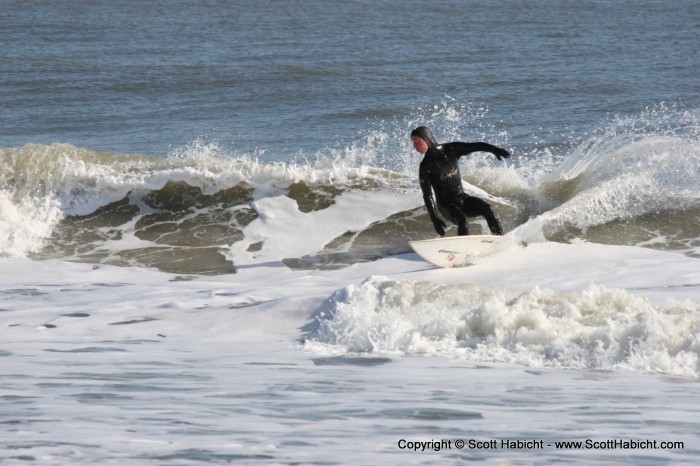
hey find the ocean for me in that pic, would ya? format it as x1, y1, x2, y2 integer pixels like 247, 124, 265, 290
2, 0, 700, 464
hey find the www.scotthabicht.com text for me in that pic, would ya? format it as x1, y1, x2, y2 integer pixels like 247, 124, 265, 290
397, 438, 684, 452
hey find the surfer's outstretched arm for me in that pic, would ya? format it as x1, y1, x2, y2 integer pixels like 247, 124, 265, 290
444, 142, 511, 161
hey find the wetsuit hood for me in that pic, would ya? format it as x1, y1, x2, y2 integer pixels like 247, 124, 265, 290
410, 126, 439, 149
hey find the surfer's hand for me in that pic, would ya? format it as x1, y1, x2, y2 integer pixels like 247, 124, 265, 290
431, 217, 446, 236
494, 148, 511, 161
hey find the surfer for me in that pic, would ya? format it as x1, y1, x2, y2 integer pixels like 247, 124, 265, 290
410, 126, 510, 236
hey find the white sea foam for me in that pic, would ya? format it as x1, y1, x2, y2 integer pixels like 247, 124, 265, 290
2, 225, 699, 465
304, 277, 700, 378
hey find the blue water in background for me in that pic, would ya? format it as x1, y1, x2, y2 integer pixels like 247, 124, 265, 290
2, 0, 699, 159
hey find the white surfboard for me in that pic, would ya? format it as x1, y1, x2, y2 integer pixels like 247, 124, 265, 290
409, 235, 516, 268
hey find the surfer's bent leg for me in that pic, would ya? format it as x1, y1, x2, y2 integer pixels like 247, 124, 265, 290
461, 196, 504, 235
438, 203, 469, 236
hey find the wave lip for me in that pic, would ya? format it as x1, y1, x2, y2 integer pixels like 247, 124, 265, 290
512, 129, 700, 252
303, 277, 700, 378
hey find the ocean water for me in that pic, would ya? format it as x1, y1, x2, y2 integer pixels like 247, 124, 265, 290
2, 0, 700, 464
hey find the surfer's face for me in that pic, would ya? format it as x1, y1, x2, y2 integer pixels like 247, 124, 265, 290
411, 136, 429, 154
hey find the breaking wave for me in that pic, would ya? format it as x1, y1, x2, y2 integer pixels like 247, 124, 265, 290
1, 105, 699, 273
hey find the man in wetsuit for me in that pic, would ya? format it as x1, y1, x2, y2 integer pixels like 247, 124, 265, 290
411, 126, 511, 236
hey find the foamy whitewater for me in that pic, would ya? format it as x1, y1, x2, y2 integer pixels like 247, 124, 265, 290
3, 0, 700, 463
2, 107, 700, 464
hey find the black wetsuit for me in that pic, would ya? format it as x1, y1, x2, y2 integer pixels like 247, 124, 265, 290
412, 126, 510, 236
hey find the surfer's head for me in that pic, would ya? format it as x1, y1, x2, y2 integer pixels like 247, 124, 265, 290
410, 126, 437, 154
